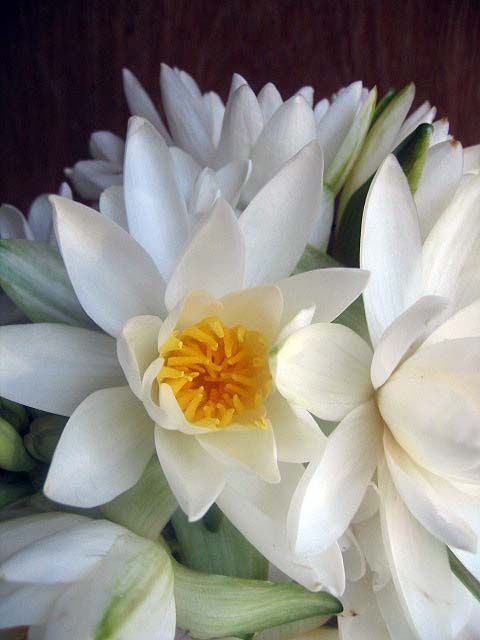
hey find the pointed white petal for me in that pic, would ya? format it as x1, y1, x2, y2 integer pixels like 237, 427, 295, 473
122, 68, 171, 143
276, 267, 369, 326
464, 144, 480, 174
45, 387, 154, 507
267, 392, 326, 463
288, 400, 382, 555
169, 147, 201, 206
0, 205, 31, 240
353, 513, 390, 592
165, 199, 244, 310
275, 323, 373, 421
124, 117, 190, 279
360, 155, 422, 346
51, 195, 166, 337
154, 426, 226, 521
240, 141, 324, 287
215, 159, 251, 208
415, 140, 463, 240
203, 91, 225, 147
243, 95, 316, 200
117, 315, 163, 397
257, 82, 283, 123
67, 160, 122, 200
430, 118, 450, 145
370, 295, 448, 389
423, 298, 480, 345
375, 579, 418, 640
89, 130, 125, 164
189, 167, 220, 214
0, 583, 63, 627
99, 185, 128, 231
28, 196, 54, 243
0, 323, 123, 415
296, 86, 314, 107
308, 186, 334, 250
339, 576, 390, 640
275, 305, 315, 347
314, 98, 329, 122
394, 102, 436, 146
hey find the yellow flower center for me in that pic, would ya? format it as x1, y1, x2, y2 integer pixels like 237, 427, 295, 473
157, 316, 272, 429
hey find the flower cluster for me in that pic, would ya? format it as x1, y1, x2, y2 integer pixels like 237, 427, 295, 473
0, 64, 479, 640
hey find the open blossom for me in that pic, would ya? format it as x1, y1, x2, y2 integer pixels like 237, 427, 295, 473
0, 177, 368, 523
0, 513, 175, 640
282, 155, 480, 639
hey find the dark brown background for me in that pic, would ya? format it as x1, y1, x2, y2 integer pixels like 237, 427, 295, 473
1, 0, 480, 211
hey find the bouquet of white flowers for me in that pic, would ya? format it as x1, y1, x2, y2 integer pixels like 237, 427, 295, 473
0, 64, 479, 640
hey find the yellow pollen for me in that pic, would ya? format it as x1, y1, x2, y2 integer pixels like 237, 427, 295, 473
157, 316, 272, 429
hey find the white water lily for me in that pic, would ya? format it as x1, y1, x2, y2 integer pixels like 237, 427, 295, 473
284, 155, 480, 639
0, 185, 72, 325
0, 512, 175, 640
0, 183, 368, 522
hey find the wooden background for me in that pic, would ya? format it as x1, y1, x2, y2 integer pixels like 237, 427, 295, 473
1, 0, 480, 211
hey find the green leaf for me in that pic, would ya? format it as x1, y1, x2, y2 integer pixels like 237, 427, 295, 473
335, 122, 433, 267
338, 83, 415, 219
325, 87, 377, 194
0, 481, 34, 509
370, 88, 397, 129
0, 397, 29, 433
101, 457, 177, 540
253, 615, 330, 640
293, 245, 340, 274
172, 504, 268, 580
173, 560, 342, 639
0, 239, 93, 327
448, 548, 480, 603
0, 417, 35, 471
24, 414, 67, 462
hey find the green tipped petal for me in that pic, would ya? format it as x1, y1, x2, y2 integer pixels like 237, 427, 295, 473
0, 239, 94, 327
0, 417, 35, 471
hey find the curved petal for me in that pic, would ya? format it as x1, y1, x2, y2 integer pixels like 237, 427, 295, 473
288, 400, 382, 555
275, 323, 373, 422
353, 513, 390, 592
360, 155, 422, 346
0, 204, 31, 240
154, 426, 226, 521
378, 461, 453, 640
240, 141, 324, 287
371, 295, 448, 389
99, 185, 128, 231
169, 147, 201, 206
117, 315, 163, 397
89, 130, 125, 164
0, 583, 63, 628
257, 82, 283, 123
28, 195, 54, 243
45, 387, 154, 507
276, 268, 369, 327
122, 68, 172, 143
165, 198, 245, 310
197, 422, 280, 483
267, 391, 327, 463
51, 195, 166, 337
215, 159, 251, 208
67, 159, 122, 200
0, 323, 123, 415
243, 95, 316, 200
423, 297, 480, 345
384, 430, 477, 551
124, 117, 190, 280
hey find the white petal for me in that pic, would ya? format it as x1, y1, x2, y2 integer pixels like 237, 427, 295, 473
308, 186, 334, 250
394, 101, 436, 146
67, 159, 122, 200
384, 430, 478, 551
0, 323, 123, 415
0, 205, 31, 239
98, 185, 128, 231
217, 465, 346, 594
415, 140, 463, 240
124, 117, 190, 280
154, 426, 226, 521
360, 155, 422, 346
169, 147, 201, 206
89, 130, 125, 164
423, 297, 480, 345
243, 95, 316, 200
375, 579, 418, 640
267, 391, 326, 463
215, 159, 251, 208
378, 461, 453, 640
0, 583, 63, 627
257, 82, 283, 123
316, 81, 362, 169
430, 118, 450, 145
214, 84, 263, 168
464, 144, 480, 174
276, 268, 369, 327
378, 338, 480, 483
165, 199, 245, 310
288, 400, 382, 555
122, 68, 171, 143
45, 387, 154, 507
353, 513, 390, 592
161, 64, 215, 165
197, 422, 280, 483
422, 173, 480, 301
275, 323, 373, 422
339, 577, 390, 640
51, 195, 166, 337
189, 168, 220, 214
314, 98, 329, 122
370, 295, 448, 389
240, 141, 324, 287
203, 91, 225, 147
117, 315, 163, 397
295, 86, 314, 107
340, 530, 366, 582
275, 305, 315, 347
221, 284, 283, 345
28, 196, 54, 243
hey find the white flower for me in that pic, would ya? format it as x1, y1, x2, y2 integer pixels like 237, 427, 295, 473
0, 184, 368, 523
283, 155, 480, 639
0, 512, 175, 640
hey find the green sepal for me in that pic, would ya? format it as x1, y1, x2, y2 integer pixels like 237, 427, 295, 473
171, 504, 268, 580
335, 122, 433, 267
101, 457, 177, 540
173, 560, 342, 639
449, 548, 480, 603
24, 414, 67, 462
0, 481, 33, 509
0, 239, 93, 327
370, 88, 397, 129
0, 416, 35, 472
0, 397, 29, 433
